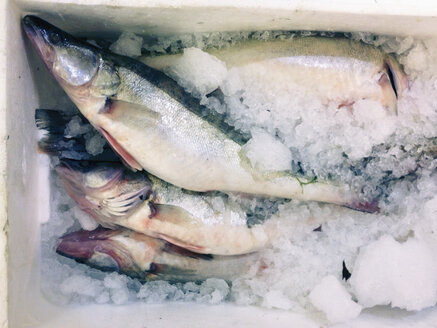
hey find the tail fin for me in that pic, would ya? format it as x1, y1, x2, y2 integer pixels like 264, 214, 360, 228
35, 108, 67, 134
35, 109, 119, 162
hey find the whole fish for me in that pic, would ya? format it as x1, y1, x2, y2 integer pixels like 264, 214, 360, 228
57, 227, 257, 282
23, 16, 377, 212
142, 37, 408, 112
56, 159, 276, 255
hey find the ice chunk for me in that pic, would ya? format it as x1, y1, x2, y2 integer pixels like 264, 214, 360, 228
142, 31, 251, 55
72, 206, 98, 231
60, 274, 105, 300
64, 115, 92, 137
309, 275, 361, 323
402, 42, 429, 76
262, 290, 293, 310
103, 273, 131, 305
243, 128, 292, 172
137, 279, 229, 305
414, 195, 437, 251
95, 291, 110, 304
199, 278, 230, 304
137, 281, 183, 303
109, 32, 143, 57
351, 235, 437, 311
166, 47, 228, 97
85, 133, 106, 156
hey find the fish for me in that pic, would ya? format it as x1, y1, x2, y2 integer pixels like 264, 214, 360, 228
23, 16, 378, 212
55, 159, 276, 255
142, 37, 409, 112
56, 227, 258, 282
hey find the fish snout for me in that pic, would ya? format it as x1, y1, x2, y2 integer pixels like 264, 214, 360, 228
23, 16, 57, 70
22, 16, 37, 37
56, 228, 128, 271
23, 16, 100, 88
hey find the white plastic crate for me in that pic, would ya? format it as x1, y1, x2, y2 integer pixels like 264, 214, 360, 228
3, 1, 437, 327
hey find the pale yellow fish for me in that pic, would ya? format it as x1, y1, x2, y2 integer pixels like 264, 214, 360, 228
142, 37, 408, 112
57, 227, 258, 282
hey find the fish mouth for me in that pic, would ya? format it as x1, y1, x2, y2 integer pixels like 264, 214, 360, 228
22, 15, 56, 71
56, 227, 118, 259
57, 228, 150, 280
56, 228, 131, 272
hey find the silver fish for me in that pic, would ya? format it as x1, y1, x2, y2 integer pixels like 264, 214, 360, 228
56, 160, 276, 255
56, 227, 257, 282
142, 37, 409, 112
23, 16, 378, 212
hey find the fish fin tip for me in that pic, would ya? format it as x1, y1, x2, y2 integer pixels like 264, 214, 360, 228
99, 128, 143, 171
163, 241, 213, 260
35, 108, 68, 133
346, 199, 380, 213
157, 232, 205, 253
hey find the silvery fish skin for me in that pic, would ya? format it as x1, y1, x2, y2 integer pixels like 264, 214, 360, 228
142, 37, 409, 112
23, 16, 378, 212
56, 160, 275, 255
57, 227, 257, 282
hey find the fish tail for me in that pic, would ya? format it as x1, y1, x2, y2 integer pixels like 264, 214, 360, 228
35, 108, 68, 134
35, 108, 119, 161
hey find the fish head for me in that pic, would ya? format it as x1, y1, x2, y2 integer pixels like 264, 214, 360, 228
56, 228, 152, 280
23, 16, 100, 89
57, 228, 217, 282
55, 160, 152, 224
23, 16, 119, 114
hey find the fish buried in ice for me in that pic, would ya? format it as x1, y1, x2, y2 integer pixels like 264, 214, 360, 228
57, 227, 257, 282
56, 160, 276, 255
23, 16, 379, 212
142, 36, 408, 113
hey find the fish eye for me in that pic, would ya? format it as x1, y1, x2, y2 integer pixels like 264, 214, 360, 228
49, 31, 61, 45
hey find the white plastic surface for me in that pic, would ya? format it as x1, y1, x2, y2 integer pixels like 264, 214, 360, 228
3, 1, 437, 327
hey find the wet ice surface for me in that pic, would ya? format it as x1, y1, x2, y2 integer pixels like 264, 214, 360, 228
40, 30, 437, 324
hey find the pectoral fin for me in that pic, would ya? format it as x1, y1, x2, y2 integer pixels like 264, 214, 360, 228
152, 204, 201, 225
99, 127, 143, 171
97, 99, 162, 171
